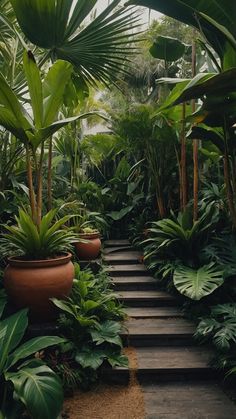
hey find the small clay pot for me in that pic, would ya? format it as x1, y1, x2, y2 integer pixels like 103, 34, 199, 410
74, 232, 101, 260
4, 253, 74, 322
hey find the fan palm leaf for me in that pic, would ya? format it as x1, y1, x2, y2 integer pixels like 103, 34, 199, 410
10, 0, 141, 85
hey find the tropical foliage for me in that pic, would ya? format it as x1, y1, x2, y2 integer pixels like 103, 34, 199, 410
0, 307, 64, 419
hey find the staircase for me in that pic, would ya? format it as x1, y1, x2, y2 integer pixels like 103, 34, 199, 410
103, 239, 236, 419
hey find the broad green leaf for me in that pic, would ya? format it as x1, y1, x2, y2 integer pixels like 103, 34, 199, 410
0, 106, 28, 142
42, 60, 73, 126
36, 113, 99, 145
0, 309, 28, 372
150, 36, 186, 62
82, 300, 100, 312
108, 206, 133, 221
107, 351, 129, 368
0, 291, 7, 319
91, 320, 123, 347
187, 125, 224, 152
75, 348, 105, 370
0, 73, 30, 130
7, 336, 65, 370
173, 263, 224, 301
6, 360, 63, 419
51, 298, 75, 317
23, 50, 43, 129
127, 0, 236, 64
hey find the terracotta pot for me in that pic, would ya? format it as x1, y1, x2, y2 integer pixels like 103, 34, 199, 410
74, 232, 101, 260
4, 253, 74, 322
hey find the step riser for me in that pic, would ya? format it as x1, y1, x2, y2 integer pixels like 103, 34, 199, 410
120, 299, 177, 307
101, 370, 215, 386
122, 336, 194, 347
113, 283, 157, 291
107, 270, 150, 277
104, 259, 142, 265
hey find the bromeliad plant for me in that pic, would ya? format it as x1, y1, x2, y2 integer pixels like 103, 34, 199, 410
2, 208, 77, 259
0, 303, 65, 419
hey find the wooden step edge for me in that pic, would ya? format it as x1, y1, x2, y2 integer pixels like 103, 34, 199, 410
101, 365, 217, 385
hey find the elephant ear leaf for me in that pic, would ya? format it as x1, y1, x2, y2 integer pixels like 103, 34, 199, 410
6, 360, 63, 419
173, 263, 224, 300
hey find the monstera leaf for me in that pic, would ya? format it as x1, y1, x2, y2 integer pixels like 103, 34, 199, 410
173, 263, 224, 300
6, 361, 63, 419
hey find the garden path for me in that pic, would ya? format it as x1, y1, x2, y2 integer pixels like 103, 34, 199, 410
104, 240, 236, 419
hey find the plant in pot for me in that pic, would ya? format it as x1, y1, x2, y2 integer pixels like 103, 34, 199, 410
2, 208, 77, 321
59, 200, 108, 260
0, 52, 93, 321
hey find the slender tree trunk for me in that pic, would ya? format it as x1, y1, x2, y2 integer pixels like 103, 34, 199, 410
36, 143, 45, 226
47, 137, 53, 211
181, 103, 188, 211
192, 36, 199, 221
26, 144, 37, 224
157, 193, 165, 219
223, 122, 236, 228
230, 153, 236, 197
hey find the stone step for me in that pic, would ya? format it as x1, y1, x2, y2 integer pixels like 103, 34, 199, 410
104, 240, 130, 247
112, 276, 157, 291
103, 251, 143, 265
118, 290, 177, 307
122, 318, 194, 346
106, 264, 150, 277
143, 382, 236, 419
103, 246, 133, 254
125, 307, 183, 319
104, 347, 213, 384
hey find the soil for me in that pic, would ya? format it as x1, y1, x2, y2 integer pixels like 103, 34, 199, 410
62, 347, 145, 419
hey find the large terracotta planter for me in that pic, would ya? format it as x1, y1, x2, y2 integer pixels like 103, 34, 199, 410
4, 253, 74, 322
74, 232, 101, 260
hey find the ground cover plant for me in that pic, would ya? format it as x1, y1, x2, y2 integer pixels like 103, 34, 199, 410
0, 294, 64, 419
49, 264, 127, 392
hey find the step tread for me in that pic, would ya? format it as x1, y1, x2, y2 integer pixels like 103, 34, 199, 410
104, 240, 130, 247
123, 317, 195, 336
116, 347, 212, 371
107, 264, 147, 271
125, 307, 183, 318
103, 246, 133, 254
112, 276, 156, 284
103, 251, 142, 262
135, 346, 211, 370
143, 382, 236, 419
119, 290, 176, 300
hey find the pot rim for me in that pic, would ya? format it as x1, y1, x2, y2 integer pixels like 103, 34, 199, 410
78, 231, 101, 239
7, 252, 72, 268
